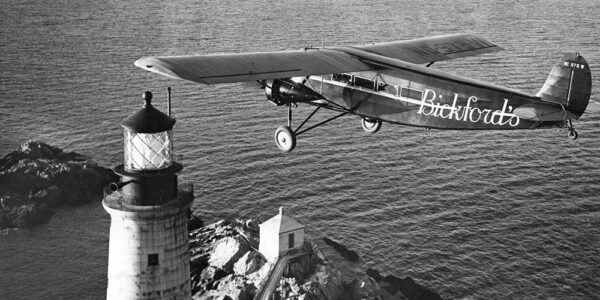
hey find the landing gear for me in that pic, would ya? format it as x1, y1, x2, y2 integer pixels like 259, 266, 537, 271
568, 128, 578, 140
361, 118, 382, 134
567, 119, 578, 140
274, 126, 296, 152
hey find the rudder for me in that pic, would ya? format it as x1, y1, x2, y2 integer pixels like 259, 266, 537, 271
536, 53, 592, 119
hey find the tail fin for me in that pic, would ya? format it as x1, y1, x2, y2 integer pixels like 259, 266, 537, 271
536, 53, 592, 119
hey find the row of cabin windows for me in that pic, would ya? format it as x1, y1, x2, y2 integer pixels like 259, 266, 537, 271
330, 73, 423, 101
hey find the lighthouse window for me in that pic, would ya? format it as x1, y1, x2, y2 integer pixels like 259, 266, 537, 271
148, 253, 159, 266
288, 233, 295, 249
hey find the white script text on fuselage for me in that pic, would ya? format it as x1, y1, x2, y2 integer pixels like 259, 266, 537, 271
417, 89, 520, 127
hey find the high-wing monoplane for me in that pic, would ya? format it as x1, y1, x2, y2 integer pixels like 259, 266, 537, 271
135, 34, 592, 152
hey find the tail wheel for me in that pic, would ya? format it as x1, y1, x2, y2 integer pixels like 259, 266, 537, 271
274, 126, 296, 152
361, 118, 382, 134
568, 128, 578, 140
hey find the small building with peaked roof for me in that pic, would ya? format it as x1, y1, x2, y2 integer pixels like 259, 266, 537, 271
259, 207, 305, 263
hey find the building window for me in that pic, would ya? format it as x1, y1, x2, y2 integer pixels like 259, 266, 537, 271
288, 233, 295, 249
148, 253, 159, 266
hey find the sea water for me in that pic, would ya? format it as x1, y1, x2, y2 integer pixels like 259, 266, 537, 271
1, 0, 599, 299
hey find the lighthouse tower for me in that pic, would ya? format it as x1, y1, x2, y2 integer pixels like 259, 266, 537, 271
103, 91, 193, 300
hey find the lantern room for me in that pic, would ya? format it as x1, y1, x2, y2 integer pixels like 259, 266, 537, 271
121, 91, 175, 171
111, 91, 183, 206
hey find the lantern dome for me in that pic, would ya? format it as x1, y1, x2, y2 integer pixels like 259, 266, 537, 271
121, 91, 175, 133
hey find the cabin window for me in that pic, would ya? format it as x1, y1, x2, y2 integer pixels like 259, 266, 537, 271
400, 87, 423, 100
148, 253, 159, 266
354, 76, 374, 90
332, 73, 352, 84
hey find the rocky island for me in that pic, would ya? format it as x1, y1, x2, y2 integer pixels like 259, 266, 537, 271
188, 217, 443, 300
0, 141, 117, 229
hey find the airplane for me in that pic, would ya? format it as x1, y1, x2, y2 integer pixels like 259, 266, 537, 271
134, 33, 592, 152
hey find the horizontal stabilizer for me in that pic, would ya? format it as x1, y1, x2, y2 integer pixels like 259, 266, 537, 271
513, 103, 578, 121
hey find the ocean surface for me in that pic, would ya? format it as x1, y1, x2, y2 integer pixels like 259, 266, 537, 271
1, 0, 599, 299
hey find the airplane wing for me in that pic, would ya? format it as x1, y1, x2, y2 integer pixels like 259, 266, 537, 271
134, 33, 502, 84
352, 33, 504, 64
134, 50, 374, 84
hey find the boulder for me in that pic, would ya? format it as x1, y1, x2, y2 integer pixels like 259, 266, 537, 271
10, 203, 54, 228
382, 274, 443, 300
233, 250, 266, 275
366, 268, 383, 282
188, 214, 204, 231
345, 275, 382, 300
208, 236, 250, 273
203, 274, 255, 300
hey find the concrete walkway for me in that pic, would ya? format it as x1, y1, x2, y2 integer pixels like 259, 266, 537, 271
256, 256, 289, 300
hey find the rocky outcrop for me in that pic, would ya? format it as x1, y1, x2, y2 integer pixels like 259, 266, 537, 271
344, 275, 382, 300
0, 141, 117, 229
188, 218, 347, 300
322, 237, 360, 262
367, 268, 443, 300
189, 218, 267, 299
273, 239, 344, 300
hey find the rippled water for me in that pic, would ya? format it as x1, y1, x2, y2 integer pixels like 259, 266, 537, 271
1, 0, 599, 299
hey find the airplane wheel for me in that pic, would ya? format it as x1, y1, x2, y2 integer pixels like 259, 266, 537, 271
568, 129, 578, 140
274, 126, 296, 152
361, 118, 382, 134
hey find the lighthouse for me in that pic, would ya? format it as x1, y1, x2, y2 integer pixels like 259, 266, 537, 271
103, 91, 193, 300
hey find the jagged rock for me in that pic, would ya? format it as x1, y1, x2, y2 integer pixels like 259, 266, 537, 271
345, 275, 382, 300
322, 237, 360, 262
366, 268, 383, 282
198, 274, 255, 300
208, 236, 250, 273
382, 274, 442, 300
195, 266, 228, 292
188, 214, 205, 231
0, 141, 117, 229
33, 185, 63, 206
233, 250, 266, 275
10, 203, 54, 228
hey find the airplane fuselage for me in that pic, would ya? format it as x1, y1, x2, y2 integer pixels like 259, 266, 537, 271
305, 67, 560, 131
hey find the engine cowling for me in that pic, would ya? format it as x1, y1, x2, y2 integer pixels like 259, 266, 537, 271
265, 78, 323, 106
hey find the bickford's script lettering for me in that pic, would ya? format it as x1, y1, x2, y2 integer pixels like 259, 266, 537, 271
418, 89, 520, 127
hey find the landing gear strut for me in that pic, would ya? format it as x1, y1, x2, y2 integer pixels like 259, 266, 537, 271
273, 102, 350, 152
567, 120, 578, 140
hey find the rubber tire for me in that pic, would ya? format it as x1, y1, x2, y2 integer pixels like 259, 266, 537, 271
274, 126, 296, 152
568, 129, 578, 140
361, 118, 382, 134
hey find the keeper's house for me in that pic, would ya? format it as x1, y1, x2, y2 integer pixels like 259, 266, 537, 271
259, 207, 304, 263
